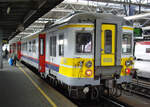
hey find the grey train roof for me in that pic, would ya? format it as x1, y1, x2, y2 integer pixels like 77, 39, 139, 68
44, 12, 124, 30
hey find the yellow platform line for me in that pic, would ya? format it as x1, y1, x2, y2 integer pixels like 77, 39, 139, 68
17, 64, 57, 107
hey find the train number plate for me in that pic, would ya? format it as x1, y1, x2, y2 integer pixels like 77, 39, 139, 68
103, 58, 112, 62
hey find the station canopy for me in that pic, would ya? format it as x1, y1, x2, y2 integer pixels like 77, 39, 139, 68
9, 0, 150, 42
0, 0, 63, 43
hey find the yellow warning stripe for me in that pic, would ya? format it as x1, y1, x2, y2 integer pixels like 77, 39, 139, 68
59, 24, 94, 30
17, 64, 57, 107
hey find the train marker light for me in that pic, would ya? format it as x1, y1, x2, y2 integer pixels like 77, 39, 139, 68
126, 68, 131, 74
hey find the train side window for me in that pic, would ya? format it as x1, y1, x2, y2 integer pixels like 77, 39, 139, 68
122, 34, 132, 54
105, 30, 112, 54
21, 43, 23, 51
25, 42, 27, 51
76, 32, 92, 53
50, 36, 56, 57
59, 35, 64, 56
32, 40, 36, 53
29, 41, 31, 52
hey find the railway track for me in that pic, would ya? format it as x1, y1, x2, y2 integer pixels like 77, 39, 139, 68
101, 96, 131, 107
72, 96, 131, 107
125, 79, 150, 99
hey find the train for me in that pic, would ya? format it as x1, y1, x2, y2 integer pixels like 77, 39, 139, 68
134, 41, 150, 79
9, 12, 134, 99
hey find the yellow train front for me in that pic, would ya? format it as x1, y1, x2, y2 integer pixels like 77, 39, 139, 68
117, 25, 134, 84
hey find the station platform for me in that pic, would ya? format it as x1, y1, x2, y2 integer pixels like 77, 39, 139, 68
0, 59, 77, 107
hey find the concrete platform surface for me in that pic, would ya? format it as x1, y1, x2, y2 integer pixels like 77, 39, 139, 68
0, 59, 77, 107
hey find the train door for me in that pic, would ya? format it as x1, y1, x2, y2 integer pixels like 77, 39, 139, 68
39, 34, 46, 73
101, 24, 116, 66
17, 42, 21, 60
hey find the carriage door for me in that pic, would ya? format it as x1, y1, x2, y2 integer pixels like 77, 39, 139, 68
17, 42, 21, 60
39, 34, 46, 73
101, 24, 116, 66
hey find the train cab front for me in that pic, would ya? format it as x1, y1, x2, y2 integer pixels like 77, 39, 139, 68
94, 17, 123, 90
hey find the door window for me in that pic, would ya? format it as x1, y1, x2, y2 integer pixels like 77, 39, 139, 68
59, 35, 64, 56
40, 39, 44, 55
105, 30, 112, 54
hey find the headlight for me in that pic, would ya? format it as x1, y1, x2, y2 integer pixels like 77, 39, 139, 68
85, 61, 92, 68
125, 60, 132, 66
85, 70, 92, 76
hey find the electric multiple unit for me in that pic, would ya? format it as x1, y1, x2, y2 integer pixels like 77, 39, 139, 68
9, 12, 125, 99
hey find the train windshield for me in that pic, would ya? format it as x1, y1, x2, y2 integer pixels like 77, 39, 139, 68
76, 32, 92, 53
122, 33, 132, 54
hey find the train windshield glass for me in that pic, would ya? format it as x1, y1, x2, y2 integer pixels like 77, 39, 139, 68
76, 32, 92, 53
122, 33, 132, 54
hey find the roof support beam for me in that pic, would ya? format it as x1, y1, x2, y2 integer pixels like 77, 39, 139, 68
142, 19, 150, 27
90, 0, 150, 8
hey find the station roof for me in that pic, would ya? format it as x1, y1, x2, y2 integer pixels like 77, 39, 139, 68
0, 0, 63, 41
9, 0, 150, 43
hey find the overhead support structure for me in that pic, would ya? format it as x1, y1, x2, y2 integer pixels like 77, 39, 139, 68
90, 0, 150, 8
14, 0, 150, 39
0, 0, 63, 41
125, 13, 150, 21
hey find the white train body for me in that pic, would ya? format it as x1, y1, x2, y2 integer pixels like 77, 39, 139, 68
134, 41, 150, 79
135, 41, 150, 60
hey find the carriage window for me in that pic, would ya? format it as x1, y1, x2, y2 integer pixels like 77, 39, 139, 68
122, 34, 132, 54
25, 42, 27, 51
105, 30, 112, 54
21, 43, 23, 51
29, 41, 31, 52
59, 35, 64, 56
40, 39, 44, 55
50, 36, 56, 57
76, 33, 92, 53
22, 43, 25, 51
32, 40, 36, 53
